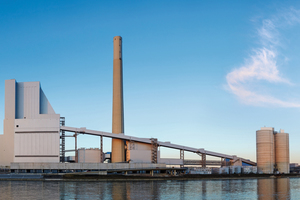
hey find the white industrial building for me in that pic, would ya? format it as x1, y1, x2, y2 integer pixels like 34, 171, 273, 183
0, 79, 60, 167
126, 141, 155, 163
78, 148, 103, 163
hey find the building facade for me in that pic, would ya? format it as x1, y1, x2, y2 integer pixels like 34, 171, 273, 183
0, 79, 60, 167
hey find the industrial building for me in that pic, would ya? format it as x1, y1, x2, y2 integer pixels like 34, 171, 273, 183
78, 148, 104, 163
0, 80, 60, 166
256, 127, 290, 174
0, 36, 257, 173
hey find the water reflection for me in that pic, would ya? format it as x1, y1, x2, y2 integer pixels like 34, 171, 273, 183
277, 178, 290, 200
257, 178, 290, 200
0, 178, 295, 199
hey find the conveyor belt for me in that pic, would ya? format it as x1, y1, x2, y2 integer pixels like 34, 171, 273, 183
60, 126, 256, 166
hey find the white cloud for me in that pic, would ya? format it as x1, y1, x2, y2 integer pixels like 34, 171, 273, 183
258, 19, 279, 46
282, 7, 300, 25
226, 8, 300, 107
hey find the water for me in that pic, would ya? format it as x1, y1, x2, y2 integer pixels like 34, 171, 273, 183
0, 178, 299, 199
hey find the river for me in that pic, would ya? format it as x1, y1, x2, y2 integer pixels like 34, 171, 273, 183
0, 178, 298, 199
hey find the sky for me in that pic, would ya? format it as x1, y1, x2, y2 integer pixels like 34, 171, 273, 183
1, 0, 300, 162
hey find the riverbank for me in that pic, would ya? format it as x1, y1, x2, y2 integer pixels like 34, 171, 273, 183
1, 173, 300, 181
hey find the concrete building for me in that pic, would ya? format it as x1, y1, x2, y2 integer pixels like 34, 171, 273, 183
256, 127, 290, 174
126, 141, 155, 163
0, 80, 60, 167
78, 148, 103, 163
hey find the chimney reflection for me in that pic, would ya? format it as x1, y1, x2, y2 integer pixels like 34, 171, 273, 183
112, 182, 127, 200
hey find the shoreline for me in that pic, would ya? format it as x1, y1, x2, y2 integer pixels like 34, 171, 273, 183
1, 173, 300, 182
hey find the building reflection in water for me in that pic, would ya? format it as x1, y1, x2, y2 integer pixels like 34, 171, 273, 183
0, 178, 293, 199
277, 178, 290, 200
111, 181, 126, 200
258, 178, 290, 200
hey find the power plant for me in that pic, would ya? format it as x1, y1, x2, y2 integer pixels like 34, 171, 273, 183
0, 36, 292, 175
256, 127, 290, 174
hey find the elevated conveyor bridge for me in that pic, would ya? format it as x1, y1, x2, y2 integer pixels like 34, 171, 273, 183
60, 126, 256, 166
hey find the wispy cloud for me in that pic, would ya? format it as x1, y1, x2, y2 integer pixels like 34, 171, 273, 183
226, 8, 300, 107
258, 19, 279, 46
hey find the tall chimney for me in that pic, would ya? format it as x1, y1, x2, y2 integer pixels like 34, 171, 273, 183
111, 36, 125, 162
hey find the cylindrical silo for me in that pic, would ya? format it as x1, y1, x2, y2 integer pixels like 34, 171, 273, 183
275, 130, 289, 174
256, 127, 275, 174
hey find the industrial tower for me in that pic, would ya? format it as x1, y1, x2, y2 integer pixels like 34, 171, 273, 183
111, 36, 125, 162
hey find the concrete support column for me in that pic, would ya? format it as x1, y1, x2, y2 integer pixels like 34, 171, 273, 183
151, 138, 158, 163
202, 153, 206, 168
75, 132, 78, 163
100, 136, 103, 163
221, 157, 224, 167
180, 149, 184, 168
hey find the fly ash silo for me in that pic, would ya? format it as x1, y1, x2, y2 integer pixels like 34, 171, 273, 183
256, 127, 275, 174
275, 130, 289, 173
256, 127, 289, 174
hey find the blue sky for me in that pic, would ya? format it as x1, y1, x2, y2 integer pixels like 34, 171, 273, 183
1, 0, 300, 162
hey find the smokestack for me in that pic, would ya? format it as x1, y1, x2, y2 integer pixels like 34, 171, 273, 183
111, 36, 125, 163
